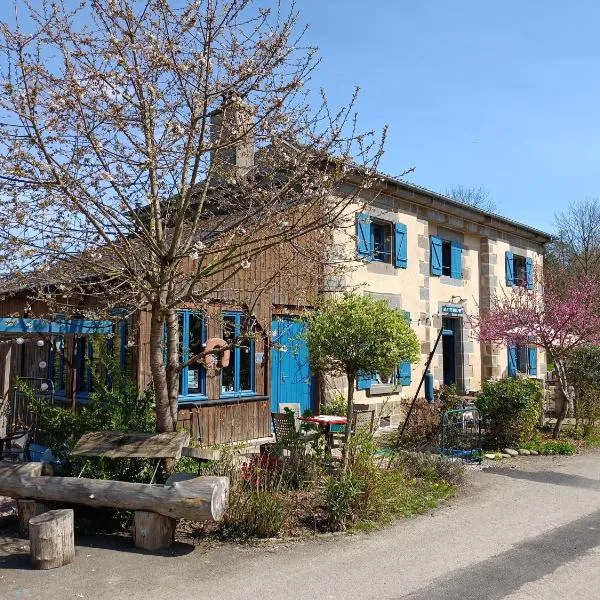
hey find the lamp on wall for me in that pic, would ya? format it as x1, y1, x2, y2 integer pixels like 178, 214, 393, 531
450, 295, 466, 304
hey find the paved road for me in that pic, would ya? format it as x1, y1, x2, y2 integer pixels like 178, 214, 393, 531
1, 451, 599, 600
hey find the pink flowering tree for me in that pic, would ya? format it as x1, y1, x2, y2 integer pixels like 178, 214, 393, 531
474, 269, 600, 437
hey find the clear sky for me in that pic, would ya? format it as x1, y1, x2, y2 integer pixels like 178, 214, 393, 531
298, 0, 600, 234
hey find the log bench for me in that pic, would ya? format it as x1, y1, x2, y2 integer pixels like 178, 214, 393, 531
0, 432, 230, 552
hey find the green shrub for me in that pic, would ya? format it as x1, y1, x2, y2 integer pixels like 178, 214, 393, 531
566, 346, 600, 434
324, 472, 364, 531
320, 393, 347, 416
521, 439, 576, 455
222, 486, 286, 539
476, 378, 542, 448
22, 355, 156, 482
392, 452, 465, 485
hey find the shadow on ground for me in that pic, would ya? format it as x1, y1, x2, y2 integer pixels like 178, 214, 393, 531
484, 467, 600, 491
397, 508, 600, 600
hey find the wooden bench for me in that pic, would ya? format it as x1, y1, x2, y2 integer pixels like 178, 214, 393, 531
0, 431, 229, 551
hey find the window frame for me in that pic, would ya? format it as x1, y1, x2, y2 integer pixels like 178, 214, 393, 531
512, 254, 527, 288
220, 311, 256, 398
178, 310, 207, 401
441, 240, 452, 276
370, 219, 393, 264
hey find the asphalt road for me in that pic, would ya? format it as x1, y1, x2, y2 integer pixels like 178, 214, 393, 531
1, 450, 599, 600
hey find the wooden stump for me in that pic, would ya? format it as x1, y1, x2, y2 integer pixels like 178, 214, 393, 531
29, 509, 75, 570
133, 510, 176, 551
17, 499, 52, 537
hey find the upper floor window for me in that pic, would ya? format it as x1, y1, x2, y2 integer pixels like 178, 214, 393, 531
356, 212, 407, 268
431, 236, 462, 279
371, 220, 393, 263
221, 312, 255, 396
505, 252, 533, 289
179, 311, 206, 397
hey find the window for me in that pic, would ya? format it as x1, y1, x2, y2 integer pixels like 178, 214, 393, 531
371, 220, 393, 263
431, 236, 462, 279
48, 319, 133, 397
508, 344, 537, 377
221, 312, 255, 396
355, 212, 408, 268
505, 251, 533, 289
179, 311, 206, 397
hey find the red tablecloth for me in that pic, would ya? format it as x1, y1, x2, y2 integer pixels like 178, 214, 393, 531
297, 415, 347, 426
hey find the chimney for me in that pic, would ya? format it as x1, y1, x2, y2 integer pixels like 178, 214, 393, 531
209, 93, 255, 180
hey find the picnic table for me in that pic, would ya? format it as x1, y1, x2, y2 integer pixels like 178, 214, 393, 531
297, 415, 347, 452
71, 430, 190, 483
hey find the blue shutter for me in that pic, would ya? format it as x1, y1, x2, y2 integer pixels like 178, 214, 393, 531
357, 371, 374, 390
398, 361, 411, 386
508, 345, 518, 377
394, 222, 407, 269
528, 346, 537, 376
356, 212, 372, 258
450, 241, 462, 279
505, 251, 514, 286
430, 236, 442, 276
526, 257, 533, 289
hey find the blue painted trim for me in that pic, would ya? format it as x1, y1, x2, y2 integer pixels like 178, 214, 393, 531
0, 317, 113, 335
177, 394, 209, 403
219, 391, 259, 399
221, 311, 255, 395
178, 310, 206, 397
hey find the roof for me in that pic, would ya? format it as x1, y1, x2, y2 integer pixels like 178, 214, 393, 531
372, 171, 553, 243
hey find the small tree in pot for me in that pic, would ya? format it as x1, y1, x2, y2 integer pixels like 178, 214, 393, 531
304, 293, 420, 468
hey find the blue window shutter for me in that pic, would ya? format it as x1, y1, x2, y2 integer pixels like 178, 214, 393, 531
357, 371, 374, 390
430, 236, 442, 276
450, 241, 462, 279
525, 257, 533, 289
505, 251, 514, 286
528, 346, 537, 376
394, 222, 408, 269
508, 345, 518, 377
398, 361, 411, 386
356, 212, 372, 258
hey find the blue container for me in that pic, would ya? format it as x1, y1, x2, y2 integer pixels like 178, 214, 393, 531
425, 371, 434, 402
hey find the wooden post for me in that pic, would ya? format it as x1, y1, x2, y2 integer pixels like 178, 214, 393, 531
17, 499, 52, 537
133, 510, 176, 550
29, 509, 75, 570
0, 343, 12, 437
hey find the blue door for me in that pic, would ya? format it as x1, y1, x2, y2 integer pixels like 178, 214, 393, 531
271, 318, 312, 414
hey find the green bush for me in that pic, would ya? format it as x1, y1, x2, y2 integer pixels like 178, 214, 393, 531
520, 439, 576, 455
320, 393, 347, 416
23, 355, 156, 482
324, 472, 364, 531
222, 486, 286, 539
566, 346, 600, 435
476, 378, 542, 448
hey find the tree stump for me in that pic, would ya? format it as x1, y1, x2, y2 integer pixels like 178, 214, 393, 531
17, 499, 52, 537
29, 509, 75, 569
133, 510, 176, 550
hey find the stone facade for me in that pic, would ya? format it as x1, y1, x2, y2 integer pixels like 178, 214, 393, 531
325, 178, 551, 417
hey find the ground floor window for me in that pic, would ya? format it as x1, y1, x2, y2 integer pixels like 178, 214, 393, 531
179, 311, 206, 397
221, 312, 255, 396
508, 344, 537, 377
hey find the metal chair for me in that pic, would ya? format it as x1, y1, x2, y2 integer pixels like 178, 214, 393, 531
0, 425, 35, 461
271, 412, 317, 454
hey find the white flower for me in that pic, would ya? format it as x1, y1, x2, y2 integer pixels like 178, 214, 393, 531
241, 259, 251, 270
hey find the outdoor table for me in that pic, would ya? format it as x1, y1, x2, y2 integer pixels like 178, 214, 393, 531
297, 415, 347, 452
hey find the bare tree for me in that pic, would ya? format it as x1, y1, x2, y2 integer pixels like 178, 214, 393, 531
446, 185, 497, 213
550, 198, 600, 281
0, 0, 384, 438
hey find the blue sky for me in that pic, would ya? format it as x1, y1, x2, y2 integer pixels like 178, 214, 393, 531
299, 0, 600, 233
2, 1, 597, 234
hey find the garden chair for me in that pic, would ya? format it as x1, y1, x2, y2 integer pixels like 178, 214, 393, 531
271, 412, 317, 454
0, 425, 35, 461
329, 409, 376, 447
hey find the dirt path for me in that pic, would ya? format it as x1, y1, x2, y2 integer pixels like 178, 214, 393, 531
1, 451, 599, 599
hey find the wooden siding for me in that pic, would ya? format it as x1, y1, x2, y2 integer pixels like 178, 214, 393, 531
177, 398, 270, 445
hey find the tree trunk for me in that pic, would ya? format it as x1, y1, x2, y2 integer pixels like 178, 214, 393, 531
165, 308, 181, 430
0, 470, 229, 521
29, 509, 75, 570
342, 372, 356, 471
552, 359, 574, 438
17, 499, 52, 537
133, 510, 176, 550
149, 302, 174, 434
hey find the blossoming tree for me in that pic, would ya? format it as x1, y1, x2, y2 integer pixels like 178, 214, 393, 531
0, 0, 385, 437
474, 268, 600, 437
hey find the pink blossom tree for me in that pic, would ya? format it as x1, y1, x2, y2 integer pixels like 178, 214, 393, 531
474, 268, 600, 437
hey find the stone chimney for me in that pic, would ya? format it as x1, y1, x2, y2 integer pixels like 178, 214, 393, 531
209, 93, 255, 180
